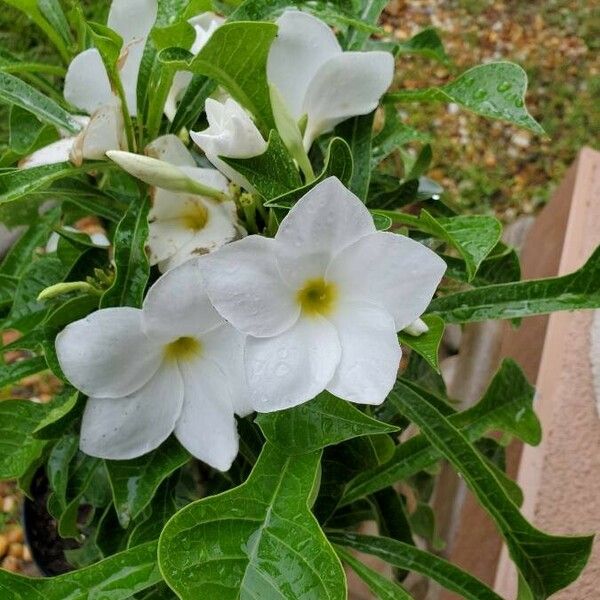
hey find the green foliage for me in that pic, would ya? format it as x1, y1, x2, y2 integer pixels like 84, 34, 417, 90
387, 62, 545, 134
398, 314, 445, 371
159, 444, 346, 599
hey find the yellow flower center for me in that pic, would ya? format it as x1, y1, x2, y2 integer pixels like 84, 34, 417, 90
296, 277, 338, 317
180, 200, 209, 231
164, 336, 202, 362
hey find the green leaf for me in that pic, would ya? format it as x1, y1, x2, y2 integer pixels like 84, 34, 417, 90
378, 209, 502, 281
345, 0, 389, 50
106, 437, 189, 528
0, 541, 162, 599
0, 356, 47, 389
37, 0, 74, 48
389, 380, 592, 599
330, 532, 502, 600
428, 244, 600, 323
0, 161, 108, 205
169, 75, 217, 133
371, 106, 430, 167
222, 130, 302, 200
386, 62, 544, 135
159, 443, 346, 599
443, 245, 521, 287
396, 28, 448, 63
264, 137, 353, 209
0, 72, 80, 133
101, 196, 150, 309
335, 111, 375, 201
399, 314, 445, 372
9, 105, 57, 155
4, 256, 69, 332
0, 274, 17, 310
342, 359, 540, 503
33, 388, 82, 439
256, 391, 398, 455
180, 21, 277, 130
335, 546, 414, 599
0, 398, 48, 479
46, 433, 80, 520
87, 22, 124, 72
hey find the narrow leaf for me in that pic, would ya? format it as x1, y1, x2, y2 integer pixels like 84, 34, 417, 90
398, 314, 445, 372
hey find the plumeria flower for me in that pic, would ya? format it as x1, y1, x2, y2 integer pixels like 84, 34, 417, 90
164, 12, 225, 121
201, 177, 446, 412
190, 98, 267, 192
55, 259, 251, 470
267, 10, 394, 150
108, 134, 244, 272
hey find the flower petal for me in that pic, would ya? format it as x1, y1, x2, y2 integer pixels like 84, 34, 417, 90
275, 177, 375, 287
155, 200, 240, 272
302, 51, 394, 149
190, 98, 266, 190
146, 134, 196, 166
164, 71, 193, 121
202, 324, 252, 417
142, 258, 223, 342
202, 235, 300, 337
147, 215, 195, 266
80, 363, 183, 460
56, 307, 162, 398
326, 301, 401, 405
64, 48, 113, 114
19, 138, 75, 169
71, 102, 126, 164
118, 39, 145, 116
326, 231, 446, 330
107, 0, 158, 45
175, 358, 239, 471
245, 315, 341, 412
268, 10, 341, 120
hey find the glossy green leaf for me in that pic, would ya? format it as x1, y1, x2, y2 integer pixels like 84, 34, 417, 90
396, 28, 448, 63
101, 196, 150, 309
367, 177, 420, 210
4, 256, 69, 332
257, 391, 398, 455
169, 75, 217, 133
371, 106, 430, 167
443, 246, 521, 287
106, 437, 189, 528
0, 356, 47, 389
386, 62, 544, 135
46, 433, 80, 521
428, 244, 600, 323
264, 137, 353, 209
0, 541, 161, 599
390, 381, 592, 599
176, 22, 277, 130
343, 359, 539, 503
222, 130, 302, 200
159, 443, 346, 599
0, 398, 48, 479
0, 274, 17, 310
345, 0, 389, 49
377, 209, 502, 281
335, 546, 414, 600
33, 388, 81, 439
9, 105, 57, 155
37, 0, 73, 47
0, 161, 109, 205
399, 314, 445, 372
335, 111, 375, 201
0, 72, 79, 133
330, 532, 502, 600
0, 206, 60, 276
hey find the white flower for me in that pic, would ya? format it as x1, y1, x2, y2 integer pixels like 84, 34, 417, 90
110, 134, 244, 272
190, 98, 267, 191
201, 177, 446, 412
267, 10, 394, 150
64, 0, 157, 118
164, 12, 225, 121
55, 259, 251, 471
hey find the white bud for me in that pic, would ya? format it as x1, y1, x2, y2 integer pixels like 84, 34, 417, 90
403, 318, 429, 337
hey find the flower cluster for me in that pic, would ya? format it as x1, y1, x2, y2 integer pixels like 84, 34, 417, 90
54, 4, 445, 471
